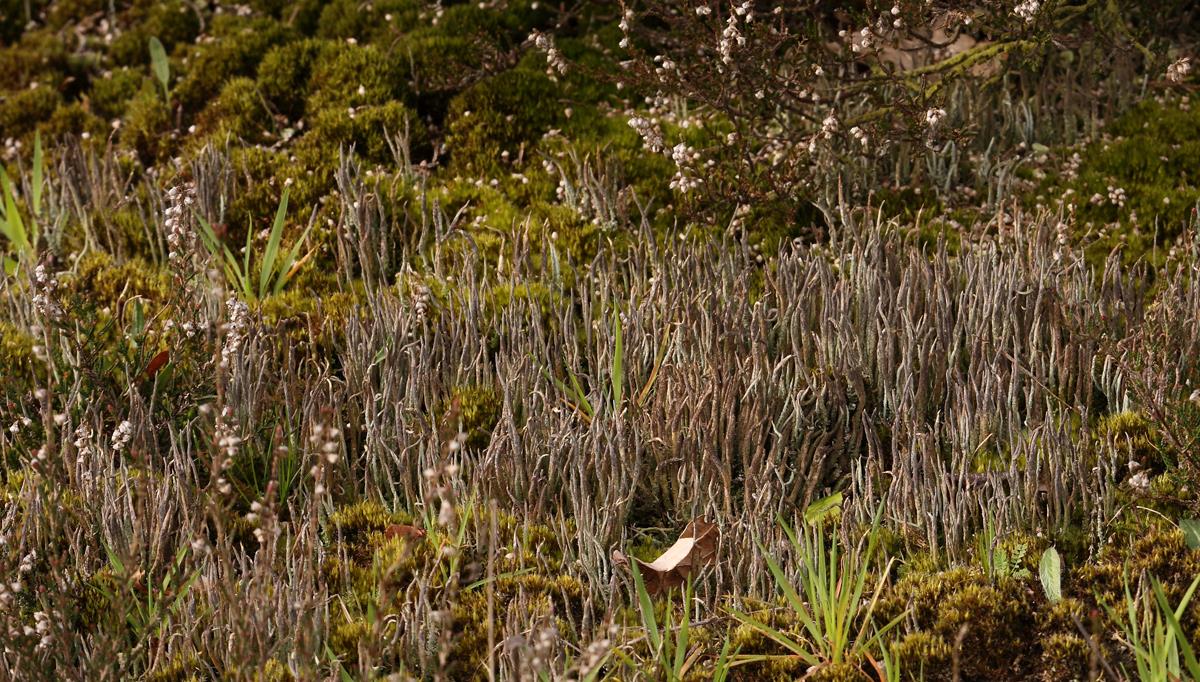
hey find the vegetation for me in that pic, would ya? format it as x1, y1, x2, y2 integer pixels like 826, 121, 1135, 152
1, 0, 1199, 679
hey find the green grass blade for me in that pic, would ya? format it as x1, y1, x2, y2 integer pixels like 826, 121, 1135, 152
1153, 577, 1200, 680
1, 168, 28, 252
728, 608, 819, 665
566, 368, 594, 418
259, 187, 289, 298
31, 131, 43, 218
762, 551, 821, 641
275, 214, 313, 294
672, 579, 691, 678
631, 561, 661, 654
243, 211, 254, 295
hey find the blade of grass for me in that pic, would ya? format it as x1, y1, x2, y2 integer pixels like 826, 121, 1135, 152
0, 168, 28, 252
1153, 576, 1200, 680
259, 187, 289, 298
631, 561, 661, 655
31, 131, 43, 219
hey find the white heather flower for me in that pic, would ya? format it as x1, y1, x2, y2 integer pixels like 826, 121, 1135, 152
695, 5, 711, 15
111, 420, 134, 451
925, 107, 947, 129
627, 116, 663, 152
669, 143, 702, 193
1128, 471, 1150, 494
164, 183, 196, 263
31, 264, 63, 319
220, 298, 250, 369
529, 30, 568, 75
1167, 57, 1192, 84
821, 114, 839, 139
1014, 0, 1040, 22
719, 13, 744, 65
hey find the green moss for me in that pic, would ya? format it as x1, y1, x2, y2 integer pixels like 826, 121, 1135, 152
0, 322, 40, 398
400, 32, 488, 121
1094, 411, 1161, 465
63, 252, 171, 312
106, 0, 201, 67
879, 566, 1042, 679
195, 77, 274, 144
89, 67, 145, 121
446, 385, 502, 451
1038, 633, 1089, 681
145, 652, 203, 682
445, 69, 561, 176
120, 82, 174, 163
304, 43, 411, 115
0, 34, 70, 91
1074, 525, 1200, 609
807, 662, 872, 682
172, 16, 296, 117
257, 275, 363, 349
315, 0, 422, 41
256, 39, 336, 121
891, 631, 952, 673
483, 282, 561, 325
325, 500, 406, 559
0, 85, 61, 140
327, 616, 374, 668
1035, 97, 1200, 264
39, 102, 107, 142
297, 101, 425, 167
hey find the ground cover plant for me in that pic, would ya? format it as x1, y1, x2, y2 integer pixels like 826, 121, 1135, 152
1, 0, 1200, 679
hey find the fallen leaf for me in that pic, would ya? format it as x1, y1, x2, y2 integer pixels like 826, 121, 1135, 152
384, 524, 426, 540
623, 519, 718, 595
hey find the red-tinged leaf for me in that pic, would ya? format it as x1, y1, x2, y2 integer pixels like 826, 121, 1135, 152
384, 524, 426, 540
143, 350, 169, 379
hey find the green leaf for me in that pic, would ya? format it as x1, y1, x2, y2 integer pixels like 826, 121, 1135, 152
31, 131, 43, 218
804, 491, 843, 525
1153, 575, 1200, 681
631, 561, 661, 654
1039, 547, 1062, 603
132, 299, 145, 338
258, 187, 289, 298
0, 168, 29, 253
148, 37, 170, 96
1181, 519, 1200, 550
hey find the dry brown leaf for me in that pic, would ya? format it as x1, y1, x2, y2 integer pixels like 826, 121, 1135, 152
624, 519, 718, 596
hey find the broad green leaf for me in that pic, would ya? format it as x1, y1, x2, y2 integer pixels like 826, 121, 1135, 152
1039, 546, 1062, 603
148, 37, 170, 95
804, 491, 843, 525
1181, 519, 1200, 550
